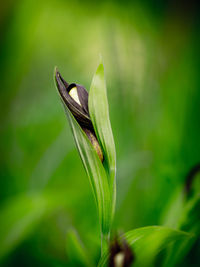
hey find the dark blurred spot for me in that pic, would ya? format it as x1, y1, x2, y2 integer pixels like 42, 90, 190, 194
109, 236, 134, 267
185, 163, 200, 195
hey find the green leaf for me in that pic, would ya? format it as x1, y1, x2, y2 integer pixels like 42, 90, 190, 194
160, 175, 200, 267
162, 195, 200, 267
124, 226, 190, 267
89, 61, 116, 220
0, 192, 65, 261
65, 107, 112, 236
0, 194, 45, 261
98, 226, 191, 267
160, 187, 185, 228
66, 228, 94, 267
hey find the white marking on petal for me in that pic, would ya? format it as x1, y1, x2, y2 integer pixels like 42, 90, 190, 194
114, 252, 125, 267
69, 87, 81, 106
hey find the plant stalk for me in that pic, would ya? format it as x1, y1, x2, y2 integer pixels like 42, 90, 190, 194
101, 231, 110, 257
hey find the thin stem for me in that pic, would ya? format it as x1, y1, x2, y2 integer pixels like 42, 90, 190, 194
101, 231, 110, 257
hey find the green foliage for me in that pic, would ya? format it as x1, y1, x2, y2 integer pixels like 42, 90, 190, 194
64, 100, 112, 237
98, 226, 191, 267
124, 226, 191, 267
161, 174, 200, 267
0, 192, 67, 261
89, 61, 116, 222
55, 62, 116, 256
66, 229, 94, 267
0, 0, 200, 266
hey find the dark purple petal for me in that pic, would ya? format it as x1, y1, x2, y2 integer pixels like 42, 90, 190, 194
55, 68, 92, 130
55, 68, 104, 162
76, 84, 89, 114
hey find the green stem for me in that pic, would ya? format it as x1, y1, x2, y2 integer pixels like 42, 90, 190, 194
101, 231, 109, 257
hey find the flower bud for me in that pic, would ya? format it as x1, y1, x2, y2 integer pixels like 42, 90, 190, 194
83, 128, 104, 162
109, 236, 134, 267
55, 68, 104, 162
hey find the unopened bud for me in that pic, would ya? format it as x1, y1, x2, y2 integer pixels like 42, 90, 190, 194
109, 236, 134, 267
55, 68, 104, 162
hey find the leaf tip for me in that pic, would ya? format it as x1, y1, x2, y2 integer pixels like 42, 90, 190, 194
54, 66, 58, 80
97, 54, 104, 73
99, 53, 103, 63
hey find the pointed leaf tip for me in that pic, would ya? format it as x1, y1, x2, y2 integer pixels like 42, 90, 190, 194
88, 61, 116, 225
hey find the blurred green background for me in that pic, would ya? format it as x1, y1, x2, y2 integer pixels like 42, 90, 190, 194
0, 0, 200, 266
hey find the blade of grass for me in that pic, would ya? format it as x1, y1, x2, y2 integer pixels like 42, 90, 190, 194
66, 228, 94, 267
